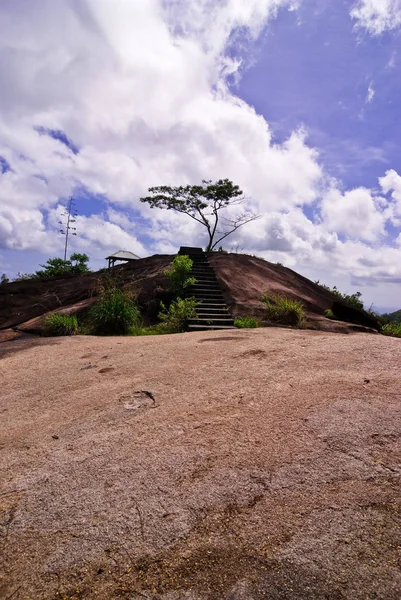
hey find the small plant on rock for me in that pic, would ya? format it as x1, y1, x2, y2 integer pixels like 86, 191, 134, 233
164, 255, 196, 296
88, 283, 142, 335
158, 297, 199, 333
234, 316, 259, 328
381, 322, 401, 338
43, 313, 79, 336
262, 293, 306, 327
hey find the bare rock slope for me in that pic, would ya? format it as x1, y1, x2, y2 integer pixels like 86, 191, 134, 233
1, 329, 400, 599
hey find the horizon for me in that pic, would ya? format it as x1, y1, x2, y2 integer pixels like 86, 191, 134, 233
0, 0, 400, 312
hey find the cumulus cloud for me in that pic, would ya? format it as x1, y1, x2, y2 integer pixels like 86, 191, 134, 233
320, 187, 389, 242
0, 0, 400, 305
351, 0, 401, 35
379, 169, 401, 221
0, 0, 319, 253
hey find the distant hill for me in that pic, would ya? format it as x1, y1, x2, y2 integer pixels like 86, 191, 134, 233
384, 309, 401, 323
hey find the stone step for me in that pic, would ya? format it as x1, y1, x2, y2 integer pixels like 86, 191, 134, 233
191, 315, 234, 322
179, 246, 205, 254
197, 304, 229, 310
178, 246, 234, 332
192, 290, 222, 297
191, 267, 214, 272
189, 281, 221, 292
196, 308, 230, 315
192, 288, 223, 294
192, 293, 225, 300
188, 324, 236, 331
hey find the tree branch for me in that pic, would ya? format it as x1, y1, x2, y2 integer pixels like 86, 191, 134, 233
210, 213, 261, 250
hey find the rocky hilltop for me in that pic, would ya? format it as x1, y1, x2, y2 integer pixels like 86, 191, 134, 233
0, 252, 379, 341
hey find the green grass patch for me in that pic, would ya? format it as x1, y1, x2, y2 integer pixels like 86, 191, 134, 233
324, 308, 335, 319
234, 316, 259, 328
88, 285, 142, 335
43, 313, 79, 336
381, 322, 401, 338
262, 293, 306, 327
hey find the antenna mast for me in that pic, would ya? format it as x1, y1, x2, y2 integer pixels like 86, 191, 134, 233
59, 198, 77, 260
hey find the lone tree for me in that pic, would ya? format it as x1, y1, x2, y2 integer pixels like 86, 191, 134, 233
140, 179, 260, 252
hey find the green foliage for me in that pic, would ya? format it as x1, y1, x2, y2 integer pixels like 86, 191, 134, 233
43, 313, 79, 336
314, 281, 364, 310
158, 297, 199, 333
13, 272, 33, 281
35, 253, 90, 278
262, 293, 306, 327
164, 255, 196, 296
0, 273, 9, 284
234, 316, 260, 328
140, 179, 260, 252
381, 322, 401, 338
88, 284, 142, 335
324, 308, 335, 319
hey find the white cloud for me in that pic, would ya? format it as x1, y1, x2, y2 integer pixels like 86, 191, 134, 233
320, 187, 389, 242
0, 0, 400, 309
366, 81, 375, 103
351, 0, 401, 34
379, 169, 401, 221
0, 0, 319, 255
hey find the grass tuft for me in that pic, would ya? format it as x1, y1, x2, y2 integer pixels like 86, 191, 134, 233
381, 322, 401, 338
262, 293, 306, 327
43, 313, 79, 336
88, 285, 142, 335
234, 316, 259, 328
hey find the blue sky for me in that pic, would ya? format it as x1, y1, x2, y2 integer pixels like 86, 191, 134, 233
0, 0, 400, 311
235, 0, 401, 189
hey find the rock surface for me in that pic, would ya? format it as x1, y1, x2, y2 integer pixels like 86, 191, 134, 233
1, 329, 400, 599
0, 253, 379, 337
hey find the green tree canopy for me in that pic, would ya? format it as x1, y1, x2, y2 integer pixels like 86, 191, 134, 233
140, 179, 260, 252
35, 253, 90, 278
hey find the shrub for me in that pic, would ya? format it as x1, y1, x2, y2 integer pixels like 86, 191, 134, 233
164, 255, 196, 296
158, 297, 199, 333
88, 285, 142, 335
262, 293, 306, 327
43, 313, 79, 336
381, 322, 401, 338
234, 316, 259, 328
314, 281, 364, 310
1, 273, 9, 285
324, 308, 335, 319
13, 272, 33, 281
35, 253, 90, 278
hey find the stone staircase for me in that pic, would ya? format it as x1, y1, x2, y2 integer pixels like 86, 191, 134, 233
178, 247, 235, 331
